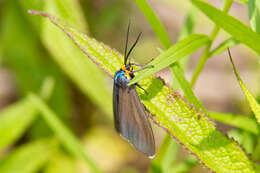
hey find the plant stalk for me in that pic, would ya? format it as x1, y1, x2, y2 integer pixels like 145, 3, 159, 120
190, 0, 234, 87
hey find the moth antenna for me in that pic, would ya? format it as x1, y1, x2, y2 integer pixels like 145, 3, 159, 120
124, 21, 131, 65
126, 32, 142, 65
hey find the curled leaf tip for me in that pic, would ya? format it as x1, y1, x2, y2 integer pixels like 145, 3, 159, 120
28, 10, 48, 17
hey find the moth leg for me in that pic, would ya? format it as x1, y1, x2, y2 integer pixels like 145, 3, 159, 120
136, 83, 148, 95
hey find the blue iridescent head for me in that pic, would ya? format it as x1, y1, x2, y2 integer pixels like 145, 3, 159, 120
114, 64, 134, 88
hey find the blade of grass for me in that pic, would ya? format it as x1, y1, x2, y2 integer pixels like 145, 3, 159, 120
129, 34, 210, 85
28, 12, 255, 172
209, 111, 259, 135
0, 99, 38, 151
133, 0, 207, 113
228, 49, 260, 125
191, 0, 260, 55
171, 10, 196, 94
133, 0, 171, 48
176, 9, 196, 70
19, 0, 112, 117
208, 37, 239, 58
190, 0, 234, 87
28, 93, 102, 173
0, 78, 54, 151
248, 0, 260, 33
170, 64, 206, 112
0, 139, 55, 173
151, 9, 197, 173
1, 0, 71, 138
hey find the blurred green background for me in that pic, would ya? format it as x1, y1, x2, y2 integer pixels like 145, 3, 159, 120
0, 0, 259, 173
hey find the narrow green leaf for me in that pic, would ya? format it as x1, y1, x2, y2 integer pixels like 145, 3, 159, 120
0, 99, 38, 151
1, 0, 71, 137
28, 93, 102, 173
176, 9, 196, 69
0, 139, 55, 173
208, 38, 239, 58
134, 0, 171, 48
28, 11, 255, 172
28, 10, 124, 76
151, 9, 197, 173
228, 49, 260, 125
129, 34, 209, 85
248, 0, 260, 33
134, 0, 206, 114
191, 0, 260, 55
0, 78, 53, 151
190, 0, 234, 87
171, 10, 196, 91
20, 0, 112, 117
170, 64, 206, 112
209, 111, 259, 135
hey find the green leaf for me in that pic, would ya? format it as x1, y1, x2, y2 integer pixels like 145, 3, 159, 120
209, 111, 259, 135
19, 0, 112, 117
0, 139, 55, 173
150, 9, 198, 173
248, 0, 260, 33
1, 0, 71, 138
0, 98, 38, 151
170, 10, 195, 91
191, 0, 260, 55
190, 0, 234, 87
129, 34, 210, 85
176, 9, 196, 69
28, 11, 255, 172
170, 64, 206, 112
28, 10, 123, 76
134, 0, 171, 48
134, 0, 206, 113
28, 93, 102, 173
0, 78, 53, 151
208, 37, 239, 58
228, 49, 260, 126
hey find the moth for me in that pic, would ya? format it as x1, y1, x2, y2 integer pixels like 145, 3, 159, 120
113, 23, 155, 158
